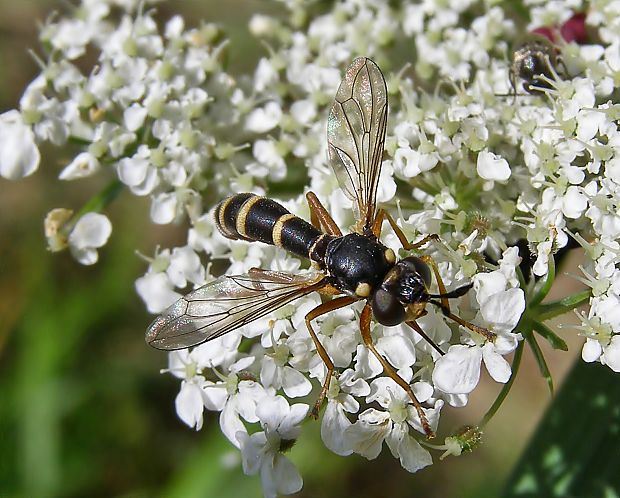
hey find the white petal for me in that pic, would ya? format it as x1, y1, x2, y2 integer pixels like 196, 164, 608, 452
245, 102, 282, 133
602, 336, 620, 372
290, 99, 316, 125
135, 272, 182, 313
259, 454, 278, 498
413, 381, 434, 403
256, 395, 288, 432
278, 403, 309, 438
482, 343, 512, 383
476, 150, 511, 181
69, 246, 99, 265
59, 152, 100, 180
562, 186, 588, 219
376, 161, 397, 204
68, 212, 112, 250
432, 345, 483, 394
272, 454, 303, 496
116, 156, 149, 186
581, 338, 602, 362
236, 381, 267, 423
124, 103, 148, 132
260, 356, 279, 388
321, 401, 354, 456
175, 381, 205, 430
480, 288, 525, 332
239, 431, 267, 475
150, 192, 178, 224
281, 366, 312, 398
220, 400, 247, 448
354, 344, 383, 379
473, 271, 508, 304
0, 110, 40, 179
377, 335, 416, 370
345, 408, 390, 459
386, 422, 433, 473
202, 384, 228, 411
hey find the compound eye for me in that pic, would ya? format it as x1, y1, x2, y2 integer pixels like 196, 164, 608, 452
371, 289, 405, 327
401, 256, 432, 287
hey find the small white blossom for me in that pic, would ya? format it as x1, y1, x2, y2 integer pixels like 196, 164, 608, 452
0, 110, 40, 180
476, 150, 511, 182
67, 212, 112, 265
59, 152, 100, 180
238, 396, 307, 498
8, 1, 620, 493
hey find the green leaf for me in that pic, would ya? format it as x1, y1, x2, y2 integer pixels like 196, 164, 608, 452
501, 360, 620, 498
524, 332, 554, 394
532, 321, 569, 352
536, 289, 592, 322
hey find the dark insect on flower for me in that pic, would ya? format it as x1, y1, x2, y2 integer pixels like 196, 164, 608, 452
146, 57, 496, 438
510, 33, 566, 97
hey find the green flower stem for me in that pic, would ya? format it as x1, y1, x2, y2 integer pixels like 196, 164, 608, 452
77, 179, 124, 217
479, 340, 525, 428
63, 179, 124, 234
535, 289, 591, 322
67, 135, 94, 146
529, 255, 555, 308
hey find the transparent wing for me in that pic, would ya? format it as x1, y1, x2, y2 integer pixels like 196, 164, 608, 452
146, 270, 325, 351
327, 57, 388, 232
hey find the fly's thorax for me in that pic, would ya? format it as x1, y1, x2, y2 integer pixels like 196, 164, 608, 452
324, 233, 394, 296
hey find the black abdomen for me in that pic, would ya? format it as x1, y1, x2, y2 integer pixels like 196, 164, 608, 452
215, 193, 323, 259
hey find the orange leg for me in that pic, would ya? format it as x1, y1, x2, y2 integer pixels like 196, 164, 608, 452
306, 191, 342, 236
373, 209, 439, 250
305, 295, 357, 418
360, 303, 435, 438
406, 319, 445, 356
420, 255, 449, 311
420, 255, 496, 342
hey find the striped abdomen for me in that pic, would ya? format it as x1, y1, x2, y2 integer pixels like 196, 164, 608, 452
215, 193, 329, 261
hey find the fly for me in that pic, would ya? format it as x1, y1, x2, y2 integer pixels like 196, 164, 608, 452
510, 33, 567, 97
146, 57, 496, 437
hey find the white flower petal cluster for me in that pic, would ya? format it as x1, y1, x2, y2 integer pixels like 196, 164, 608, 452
5, 0, 620, 495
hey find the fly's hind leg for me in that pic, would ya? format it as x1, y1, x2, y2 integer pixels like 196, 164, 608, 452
305, 295, 356, 418
360, 303, 435, 438
306, 191, 342, 236
373, 209, 439, 250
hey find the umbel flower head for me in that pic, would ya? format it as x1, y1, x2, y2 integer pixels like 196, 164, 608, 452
2, 0, 620, 496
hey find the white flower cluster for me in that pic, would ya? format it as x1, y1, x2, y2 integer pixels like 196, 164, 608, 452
2, 0, 620, 495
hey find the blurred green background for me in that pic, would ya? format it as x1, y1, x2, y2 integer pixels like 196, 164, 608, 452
0, 2, 607, 498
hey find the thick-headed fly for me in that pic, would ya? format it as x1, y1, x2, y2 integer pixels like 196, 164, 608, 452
146, 58, 495, 437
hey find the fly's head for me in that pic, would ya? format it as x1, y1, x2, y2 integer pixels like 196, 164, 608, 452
370, 256, 432, 326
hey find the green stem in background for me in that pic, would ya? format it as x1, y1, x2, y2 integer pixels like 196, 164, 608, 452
529, 255, 555, 308
515, 266, 527, 296
74, 179, 124, 220
59, 180, 124, 237
479, 340, 525, 428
